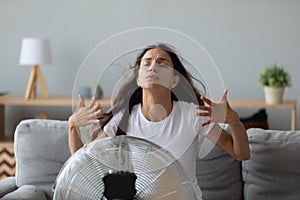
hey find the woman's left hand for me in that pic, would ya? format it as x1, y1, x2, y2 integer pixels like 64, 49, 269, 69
196, 90, 239, 127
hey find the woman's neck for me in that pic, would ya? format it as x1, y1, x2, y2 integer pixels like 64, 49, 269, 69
141, 90, 173, 122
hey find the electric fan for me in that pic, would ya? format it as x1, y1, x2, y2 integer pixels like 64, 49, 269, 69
53, 135, 197, 200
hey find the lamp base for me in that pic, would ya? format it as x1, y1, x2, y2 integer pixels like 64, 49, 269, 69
25, 65, 49, 100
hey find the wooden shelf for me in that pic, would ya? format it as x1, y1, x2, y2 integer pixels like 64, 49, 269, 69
0, 95, 111, 107
0, 95, 297, 141
230, 98, 296, 110
0, 95, 112, 141
229, 98, 296, 131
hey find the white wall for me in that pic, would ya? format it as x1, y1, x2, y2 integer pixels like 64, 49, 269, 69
1, 0, 299, 137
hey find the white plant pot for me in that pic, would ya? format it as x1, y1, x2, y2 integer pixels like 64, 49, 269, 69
264, 86, 284, 104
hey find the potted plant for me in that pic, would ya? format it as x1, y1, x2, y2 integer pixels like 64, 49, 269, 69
258, 63, 291, 104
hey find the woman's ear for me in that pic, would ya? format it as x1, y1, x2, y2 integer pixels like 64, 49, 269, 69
171, 75, 180, 88
136, 78, 141, 86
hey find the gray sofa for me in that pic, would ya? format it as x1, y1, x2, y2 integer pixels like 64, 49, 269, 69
0, 120, 70, 200
1, 119, 300, 200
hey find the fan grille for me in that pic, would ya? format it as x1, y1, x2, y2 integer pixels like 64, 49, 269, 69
53, 136, 196, 200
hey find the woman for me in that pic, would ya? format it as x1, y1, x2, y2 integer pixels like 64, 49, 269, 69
69, 43, 250, 199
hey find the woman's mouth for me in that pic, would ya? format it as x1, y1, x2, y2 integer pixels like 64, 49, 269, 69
146, 74, 158, 80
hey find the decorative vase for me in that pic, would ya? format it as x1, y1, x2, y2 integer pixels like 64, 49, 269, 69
263, 86, 284, 104
79, 86, 92, 99
95, 85, 103, 99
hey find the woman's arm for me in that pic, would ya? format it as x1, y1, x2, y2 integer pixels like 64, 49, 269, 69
68, 95, 102, 154
206, 114, 250, 161
69, 115, 84, 154
197, 90, 250, 160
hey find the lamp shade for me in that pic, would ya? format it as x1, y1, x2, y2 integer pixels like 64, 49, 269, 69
19, 38, 52, 65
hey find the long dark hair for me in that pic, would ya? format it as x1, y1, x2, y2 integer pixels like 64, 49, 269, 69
90, 43, 205, 139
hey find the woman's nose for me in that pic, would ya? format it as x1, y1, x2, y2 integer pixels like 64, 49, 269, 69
149, 62, 158, 72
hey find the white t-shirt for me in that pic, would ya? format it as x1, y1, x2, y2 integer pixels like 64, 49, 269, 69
104, 101, 212, 200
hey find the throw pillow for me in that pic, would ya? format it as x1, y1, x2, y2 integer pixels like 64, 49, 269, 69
243, 128, 300, 200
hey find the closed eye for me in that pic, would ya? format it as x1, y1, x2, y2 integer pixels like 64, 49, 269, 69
142, 63, 169, 68
142, 63, 151, 67
158, 63, 169, 68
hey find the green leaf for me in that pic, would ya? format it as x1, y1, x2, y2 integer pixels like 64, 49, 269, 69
258, 63, 291, 87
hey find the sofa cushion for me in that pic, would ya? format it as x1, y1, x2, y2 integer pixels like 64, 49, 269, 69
14, 119, 71, 199
196, 137, 243, 200
0, 176, 17, 197
1, 185, 47, 200
243, 128, 300, 200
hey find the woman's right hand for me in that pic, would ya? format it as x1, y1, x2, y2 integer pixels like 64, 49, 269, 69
69, 95, 102, 128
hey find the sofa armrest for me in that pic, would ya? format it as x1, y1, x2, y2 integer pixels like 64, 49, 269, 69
0, 176, 17, 197
14, 119, 71, 198
0, 185, 47, 200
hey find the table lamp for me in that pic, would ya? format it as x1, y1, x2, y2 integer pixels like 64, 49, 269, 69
19, 38, 52, 100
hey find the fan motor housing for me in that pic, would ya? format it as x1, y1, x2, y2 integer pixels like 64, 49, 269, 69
102, 170, 137, 200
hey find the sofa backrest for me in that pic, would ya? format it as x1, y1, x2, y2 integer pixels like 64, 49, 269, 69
14, 119, 71, 199
196, 137, 243, 200
243, 128, 300, 200
15, 120, 300, 200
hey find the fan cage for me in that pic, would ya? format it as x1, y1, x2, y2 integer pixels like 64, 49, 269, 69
53, 136, 196, 200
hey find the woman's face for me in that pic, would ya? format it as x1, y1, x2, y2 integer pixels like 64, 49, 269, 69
137, 49, 179, 90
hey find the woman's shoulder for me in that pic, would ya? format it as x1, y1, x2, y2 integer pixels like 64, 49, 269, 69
110, 103, 141, 120
175, 100, 196, 109
174, 101, 197, 117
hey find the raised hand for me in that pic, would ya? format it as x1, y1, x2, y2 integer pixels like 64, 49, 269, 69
69, 95, 102, 128
196, 90, 239, 127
